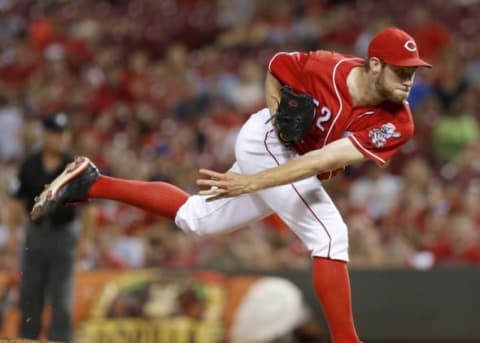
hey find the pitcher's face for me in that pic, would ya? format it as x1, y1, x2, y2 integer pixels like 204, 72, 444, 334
375, 63, 417, 103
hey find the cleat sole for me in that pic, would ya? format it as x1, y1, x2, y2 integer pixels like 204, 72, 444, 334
31, 156, 91, 221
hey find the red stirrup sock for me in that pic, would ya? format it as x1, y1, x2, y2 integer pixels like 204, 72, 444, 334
312, 257, 360, 343
88, 176, 189, 220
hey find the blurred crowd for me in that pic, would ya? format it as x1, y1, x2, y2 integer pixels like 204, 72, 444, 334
0, 0, 480, 272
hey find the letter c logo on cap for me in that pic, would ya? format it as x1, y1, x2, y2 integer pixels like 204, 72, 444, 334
404, 40, 417, 52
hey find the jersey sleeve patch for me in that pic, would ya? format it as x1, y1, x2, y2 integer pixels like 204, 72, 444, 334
368, 123, 402, 148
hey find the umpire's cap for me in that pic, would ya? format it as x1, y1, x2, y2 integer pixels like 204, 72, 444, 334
42, 112, 69, 133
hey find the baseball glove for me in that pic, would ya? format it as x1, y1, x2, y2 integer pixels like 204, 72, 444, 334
272, 86, 315, 147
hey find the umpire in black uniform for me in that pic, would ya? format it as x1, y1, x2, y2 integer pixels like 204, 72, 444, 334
6, 112, 95, 342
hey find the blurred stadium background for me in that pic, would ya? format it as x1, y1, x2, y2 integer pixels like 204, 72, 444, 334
0, 0, 480, 342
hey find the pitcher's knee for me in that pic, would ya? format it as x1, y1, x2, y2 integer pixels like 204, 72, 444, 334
174, 214, 205, 237
174, 194, 250, 237
174, 195, 215, 236
174, 210, 238, 237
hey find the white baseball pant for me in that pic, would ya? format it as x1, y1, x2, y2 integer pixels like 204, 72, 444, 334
175, 108, 349, 261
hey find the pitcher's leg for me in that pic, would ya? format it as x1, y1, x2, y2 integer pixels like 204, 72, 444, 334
249, 157, 358, 343
32, 111, 272, 226
175, 163, 272, 236
254, 176, 349, 261
235, 115, 348, 260
31, 157, 189, 221
235, 110, 358, 342
313, 258, 360, 343
88, 177, 188, 220
31, 156, 272, 238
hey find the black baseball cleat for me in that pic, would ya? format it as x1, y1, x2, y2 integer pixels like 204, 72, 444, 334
31, 156, 100, 221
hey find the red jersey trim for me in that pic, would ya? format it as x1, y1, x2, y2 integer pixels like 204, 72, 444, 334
348, 135, 387, 166
323, 57, 365, 147
268, 52, 295, 72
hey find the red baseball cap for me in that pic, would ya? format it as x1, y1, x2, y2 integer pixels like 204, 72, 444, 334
368, 27, 432, 68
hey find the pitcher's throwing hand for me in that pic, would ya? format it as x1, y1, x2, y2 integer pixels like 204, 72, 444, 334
197, 169, 258, 201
